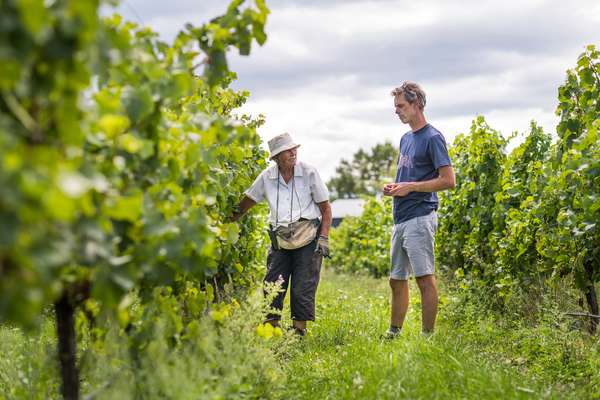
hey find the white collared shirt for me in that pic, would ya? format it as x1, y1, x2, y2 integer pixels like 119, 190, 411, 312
245, 161, 329, 227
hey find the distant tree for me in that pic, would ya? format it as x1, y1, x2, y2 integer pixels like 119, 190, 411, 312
327, 142, 398, 199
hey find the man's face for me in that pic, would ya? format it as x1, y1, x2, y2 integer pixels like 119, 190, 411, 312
394, 93, 418, 124
277, 147, 298, 169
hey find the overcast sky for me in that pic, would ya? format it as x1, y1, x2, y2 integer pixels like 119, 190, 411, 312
115, 0, 600, 180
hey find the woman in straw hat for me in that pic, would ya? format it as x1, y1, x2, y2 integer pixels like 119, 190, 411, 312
231, 132, 332, 336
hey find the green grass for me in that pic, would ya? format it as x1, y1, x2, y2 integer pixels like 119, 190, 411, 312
0, 320, 60, 399
1, 270, 598, 399
278, 269, 578, 400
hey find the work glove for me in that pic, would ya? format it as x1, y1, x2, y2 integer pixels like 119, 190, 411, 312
315, 235, 330, 258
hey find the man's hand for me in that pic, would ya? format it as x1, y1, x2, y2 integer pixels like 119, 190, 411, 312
383, 167, 455, 197
229, 196, 256, 223
315, 235, 330, 258
383, 182, 413, 197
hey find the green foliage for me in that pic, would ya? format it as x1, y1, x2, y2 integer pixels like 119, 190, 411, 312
0, 287, 291, 399
327, 141, 398, 200
445, 281, 600, 398
4, 262, 599, 399
189, 0, 270, 86
0, 0, 106, 327
0, 0, 271, 329
436, 46, 600, 322
0, 321, 60, 398
329, 197, 392, 277
100, 287, 288, 399
491, 122, 552, 297
436, 116, 506, 282
537, 45, 600, 294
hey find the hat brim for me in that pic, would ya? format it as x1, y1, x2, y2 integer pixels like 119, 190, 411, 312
270, 144, 300, 160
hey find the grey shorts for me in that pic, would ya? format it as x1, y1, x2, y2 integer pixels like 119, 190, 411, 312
390, 211, 438, 280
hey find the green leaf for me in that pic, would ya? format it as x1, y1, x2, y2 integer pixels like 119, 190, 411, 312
106, 192, 144, 222
44, 188, 77, 222
238, 27, 252, 56
122, 86, 154, 124
0, 212, 19, 248
252, 22, 267, 46
117, 133, 154, 158
220, 223, 240, 244
17, 0, 48, 38
97, 114, 130, 138
205, 50, 228, 87
580, 68, 595, 86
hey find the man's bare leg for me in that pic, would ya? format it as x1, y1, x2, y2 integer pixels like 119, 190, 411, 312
390, 278, 409, 328
415, 274, 438, 333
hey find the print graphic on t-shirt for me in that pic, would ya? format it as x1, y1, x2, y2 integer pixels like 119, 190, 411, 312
398, 154, 414, 169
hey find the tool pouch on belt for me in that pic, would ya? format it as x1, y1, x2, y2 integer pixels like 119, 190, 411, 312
269, 218, 319, 250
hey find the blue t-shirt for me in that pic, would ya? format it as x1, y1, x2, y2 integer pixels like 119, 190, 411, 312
393, 124, 451, 224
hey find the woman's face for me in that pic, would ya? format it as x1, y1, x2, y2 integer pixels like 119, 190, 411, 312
277, 147, 298, 169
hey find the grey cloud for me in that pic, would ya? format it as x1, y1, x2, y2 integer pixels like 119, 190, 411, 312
233, 24, 592, 89
115, 0, 226, 22
111, 0, 597, 175
116, 0, 597, 104
227, 1, 598, 98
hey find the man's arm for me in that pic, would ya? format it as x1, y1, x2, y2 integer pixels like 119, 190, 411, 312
315, 200, 332, 258
230, 196, 257, 222
383, 165, 455, 197
317, 200, 332, 237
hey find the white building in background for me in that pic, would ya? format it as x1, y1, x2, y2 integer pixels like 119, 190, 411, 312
330, 198, 366, 227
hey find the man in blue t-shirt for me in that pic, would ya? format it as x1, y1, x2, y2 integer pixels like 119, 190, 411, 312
382, 81, 455, 338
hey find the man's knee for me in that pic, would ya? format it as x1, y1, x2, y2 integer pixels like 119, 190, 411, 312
415, 274, 436, 291
389, 277, 407, 292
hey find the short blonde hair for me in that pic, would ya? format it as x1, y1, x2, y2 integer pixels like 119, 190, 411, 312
391, 81, 426, 109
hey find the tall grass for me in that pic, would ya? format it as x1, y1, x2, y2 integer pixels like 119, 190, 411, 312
2, 270, 599, 399
0, 288, 293, 399
282, 272, 535, 399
